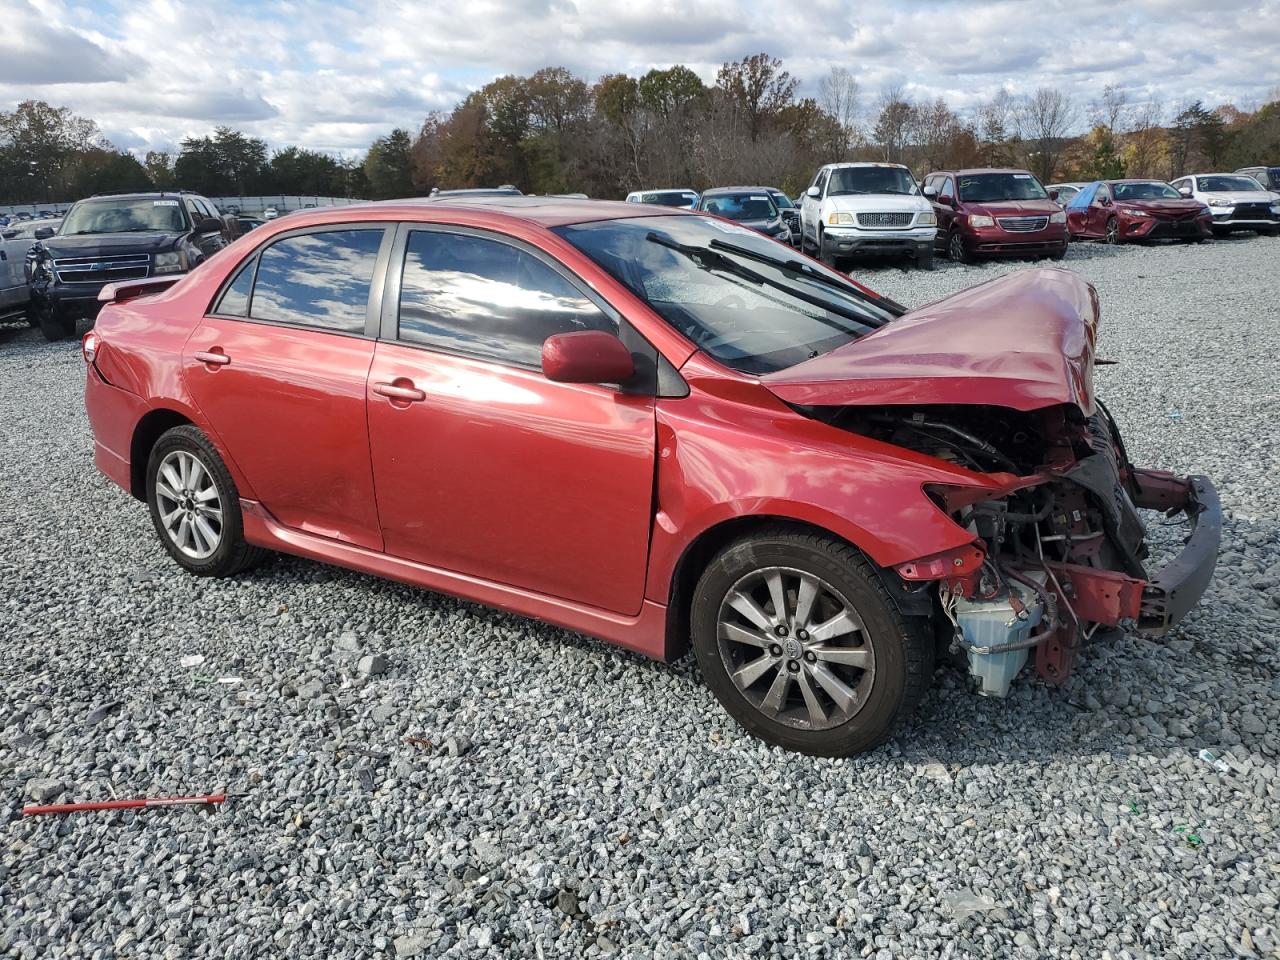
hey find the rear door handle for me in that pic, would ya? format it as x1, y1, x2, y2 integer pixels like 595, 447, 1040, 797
194, 349, 230, 366
373, 380, 425, 403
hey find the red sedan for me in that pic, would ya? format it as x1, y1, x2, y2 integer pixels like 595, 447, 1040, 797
1066, 180, 1213, 243
83, 198, 1219, 756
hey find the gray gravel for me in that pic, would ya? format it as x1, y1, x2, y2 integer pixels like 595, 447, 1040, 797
2, 234, 1278, 959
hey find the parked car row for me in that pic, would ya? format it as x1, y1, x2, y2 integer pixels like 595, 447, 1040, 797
626, 161, 1279, 271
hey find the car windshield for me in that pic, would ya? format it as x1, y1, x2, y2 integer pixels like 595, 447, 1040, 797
59, 198, 187, 236
701, 194, 778, 221
640, 192, 696, 207
827, 166, 917, 196
1113, 181, 1181, 200
554, 215, 895, 375
957, 173, 1048, 202
1200, 175, 1264, 192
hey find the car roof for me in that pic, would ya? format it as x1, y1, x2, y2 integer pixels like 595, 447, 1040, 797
1105, 178, 1173, 184
268, 195, 692, 229
824, 162, 909, 169
937, 168, 1036, 176
630, 188, 696, 194
700, 186, 776, 196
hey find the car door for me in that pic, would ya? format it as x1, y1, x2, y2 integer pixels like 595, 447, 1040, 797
1088, 183, 1112, 236
365, 224, 657, 616
932, 175, 957, 247
182, 224, 392, 551
801, 169, 826, 245
0, 233, 29, 313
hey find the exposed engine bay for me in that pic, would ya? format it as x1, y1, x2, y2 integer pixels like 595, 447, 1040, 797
804, 399, 1221, 693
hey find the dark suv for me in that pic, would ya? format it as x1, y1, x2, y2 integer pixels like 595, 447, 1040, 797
26, 191, 227, 340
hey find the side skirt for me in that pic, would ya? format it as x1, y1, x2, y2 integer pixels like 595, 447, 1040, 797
240, 499, 671, 661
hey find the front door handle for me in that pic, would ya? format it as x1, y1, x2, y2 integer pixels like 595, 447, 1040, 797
373, 380, 426, 403
194, 349, 230, 366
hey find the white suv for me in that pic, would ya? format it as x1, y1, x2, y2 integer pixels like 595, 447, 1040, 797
1170, 173, 1280, 236
799, 162, 938, 269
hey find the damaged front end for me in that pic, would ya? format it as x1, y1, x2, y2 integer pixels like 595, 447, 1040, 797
845, 401, 1220, 693
763, 268, 1220, 696
880, 401, 1218, 696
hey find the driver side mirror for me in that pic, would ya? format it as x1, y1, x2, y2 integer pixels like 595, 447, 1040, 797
194, 217, 223, 233
1178, 185, 1192, 197
33, 226, 55, 240
542, 330, 634, 385
922, 185, 938, 198
1049, 189, 1060, 201
806, 186, 821, 199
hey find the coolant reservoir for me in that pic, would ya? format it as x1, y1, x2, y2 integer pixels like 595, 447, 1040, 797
954, 572, 1046, 698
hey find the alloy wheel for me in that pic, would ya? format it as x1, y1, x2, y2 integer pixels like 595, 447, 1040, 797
154, 450, 223, 560
1106, 217, 1119, 244
949, 231, 965, 261
716, 566, 876, 731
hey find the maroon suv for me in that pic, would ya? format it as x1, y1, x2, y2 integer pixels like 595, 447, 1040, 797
924, 169, 1069, 262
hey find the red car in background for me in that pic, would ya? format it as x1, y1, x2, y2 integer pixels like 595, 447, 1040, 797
1067, 180, 1213, 243
923, 168, 1069, 262
82, 197, 1218, 756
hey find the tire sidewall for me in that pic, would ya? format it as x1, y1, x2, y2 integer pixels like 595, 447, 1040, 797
145, 427, 247, 576
691, 537, 911, 756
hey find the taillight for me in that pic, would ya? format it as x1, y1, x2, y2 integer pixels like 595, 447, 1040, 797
82, 332, 99, 363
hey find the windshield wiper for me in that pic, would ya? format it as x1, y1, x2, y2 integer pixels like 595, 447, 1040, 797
706, 239, 902, 317
645, 232, 887, 334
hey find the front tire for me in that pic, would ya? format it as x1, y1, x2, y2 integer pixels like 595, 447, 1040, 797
1105, 217, 1120, 244
915, 247, 935, 270
691, 527, 933, 756
146, 425, 266, 577
947, 229, 972, 263
37, 303, 75, 341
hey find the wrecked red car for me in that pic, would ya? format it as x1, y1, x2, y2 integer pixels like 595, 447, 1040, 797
82, 199, 1219, 756
1066, 180, 1213, 243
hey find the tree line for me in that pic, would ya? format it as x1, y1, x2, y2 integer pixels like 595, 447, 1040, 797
2, 57, 1278, 206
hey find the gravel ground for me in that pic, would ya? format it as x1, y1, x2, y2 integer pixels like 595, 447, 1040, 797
2, 234, 1278, 960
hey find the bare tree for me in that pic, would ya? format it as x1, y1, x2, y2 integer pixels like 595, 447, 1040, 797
817, 67, 860, 159
1015, 87, 1076, 182
872, 87, 914, 163
1090, 84, 1129, 134
1123, 98, 1166, 178
978, 88, 1019, 166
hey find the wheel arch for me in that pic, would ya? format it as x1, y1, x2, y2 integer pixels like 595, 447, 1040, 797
128, 407, 194, 500
661, 515, 932, 662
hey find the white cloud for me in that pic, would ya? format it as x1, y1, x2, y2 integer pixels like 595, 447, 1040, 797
0, 0, 1276, 157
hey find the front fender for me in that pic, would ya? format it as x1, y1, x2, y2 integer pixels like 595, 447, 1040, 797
646, 377, 999, 603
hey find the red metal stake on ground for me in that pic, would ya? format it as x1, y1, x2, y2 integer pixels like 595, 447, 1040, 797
22, 794, 229, 816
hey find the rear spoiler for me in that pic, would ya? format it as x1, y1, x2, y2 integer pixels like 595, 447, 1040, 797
98, 275, 183, 303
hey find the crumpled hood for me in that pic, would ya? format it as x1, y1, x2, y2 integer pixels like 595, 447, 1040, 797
761, 268, 1099, 414
826, 194, 930, 215
40, 232, 180, 259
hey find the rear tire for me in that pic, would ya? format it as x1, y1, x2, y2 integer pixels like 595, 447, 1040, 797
691, 527, 933, 757
146, 425, 267, 578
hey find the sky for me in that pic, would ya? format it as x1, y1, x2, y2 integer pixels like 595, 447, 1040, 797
2, 0, 1277, 158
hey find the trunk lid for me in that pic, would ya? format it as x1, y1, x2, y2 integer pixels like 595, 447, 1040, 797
761, 268, 1099, 414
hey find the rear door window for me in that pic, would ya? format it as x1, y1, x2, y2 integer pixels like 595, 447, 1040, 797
214, 256, 256, 316
396, 229, 616, 368
250, 228, 385, 334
